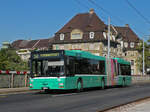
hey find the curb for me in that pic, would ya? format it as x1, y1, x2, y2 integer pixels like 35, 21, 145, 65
0, 87, 36, 94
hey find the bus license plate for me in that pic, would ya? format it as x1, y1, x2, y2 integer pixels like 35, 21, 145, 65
43, 87, 48, 90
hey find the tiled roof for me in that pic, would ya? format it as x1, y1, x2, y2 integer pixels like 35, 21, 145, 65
34, 39, 52, 49
11, 38, 53, 50
25, 40, 39, 49
115, 26, 140, 42
11, 40, 24, 49
53, 11, 107, 44
57, 12, 106, 33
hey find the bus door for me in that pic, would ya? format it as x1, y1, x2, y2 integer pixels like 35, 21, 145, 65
106, 58, 117, 86
111, 59, 119, 86
106, 58, 112, 86
113, 59, 119, 85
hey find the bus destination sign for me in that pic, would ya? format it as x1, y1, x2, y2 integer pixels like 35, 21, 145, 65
33, 53, 60, 59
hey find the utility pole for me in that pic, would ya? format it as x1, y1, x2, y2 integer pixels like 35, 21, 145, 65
107, 17, 110, 59
142, 35, 150, 75
107, 17, 111, 86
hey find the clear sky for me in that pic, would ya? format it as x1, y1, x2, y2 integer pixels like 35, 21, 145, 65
0, 0, 150, 47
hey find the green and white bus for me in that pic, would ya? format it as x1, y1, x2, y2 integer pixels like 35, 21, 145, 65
29, 50, 131, 92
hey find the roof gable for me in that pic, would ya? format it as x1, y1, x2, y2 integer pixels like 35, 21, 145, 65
115, 26, 140, 42
57, 12, 106, 33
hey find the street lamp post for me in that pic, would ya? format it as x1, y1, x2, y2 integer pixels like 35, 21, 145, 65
143, 39, 145, 75
107, 17, 110, 59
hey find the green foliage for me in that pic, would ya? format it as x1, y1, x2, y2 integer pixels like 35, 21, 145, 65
136, 39, 150, 73
0, 49, 28, 71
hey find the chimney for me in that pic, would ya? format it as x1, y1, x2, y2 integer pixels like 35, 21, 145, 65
89, 8, 94, 14
125, 24, 129, 27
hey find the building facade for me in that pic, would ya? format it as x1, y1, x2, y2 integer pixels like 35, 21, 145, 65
52, 9, 141, 75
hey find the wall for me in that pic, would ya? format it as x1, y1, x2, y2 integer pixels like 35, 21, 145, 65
132, 75, 150, 84
0, 74, 149, 88
0, 74, 29, 88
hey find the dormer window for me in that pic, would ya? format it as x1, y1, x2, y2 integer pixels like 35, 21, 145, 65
71, 29, 83, 39
121, 41, 123, 48
89, 32, 95, 39
103, 32, 107, 39
60, 33, 64, 40
130, 42, 134, 48
117, 44, 121, 48
112, 35, 115, 41
124, 42, 128, 48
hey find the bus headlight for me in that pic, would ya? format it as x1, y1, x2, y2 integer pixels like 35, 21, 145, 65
30, 84, 33, 88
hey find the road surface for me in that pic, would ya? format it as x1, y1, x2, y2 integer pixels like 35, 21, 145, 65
0, 83, 150, 112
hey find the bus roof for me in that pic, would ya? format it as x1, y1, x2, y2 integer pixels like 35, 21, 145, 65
113, 58, 130, 65
65, 50, 105, 61
31, 50, 105, 61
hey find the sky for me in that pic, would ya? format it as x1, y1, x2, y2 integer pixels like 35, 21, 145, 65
0, 0, 150, 47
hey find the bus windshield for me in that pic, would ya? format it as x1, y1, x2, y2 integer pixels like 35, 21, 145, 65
31, 60, 64, 77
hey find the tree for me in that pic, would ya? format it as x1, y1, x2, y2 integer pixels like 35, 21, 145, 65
0, 49, 28, 71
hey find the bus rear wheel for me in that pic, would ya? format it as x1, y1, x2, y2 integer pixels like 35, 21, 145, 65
77, 80, 83, 92
101, 79, 105, 89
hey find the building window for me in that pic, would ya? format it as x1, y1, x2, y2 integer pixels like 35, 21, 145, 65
130, 42, 134, 48
89, 44, 94, 50
89, 32, 95, 39
60, 33, 64, 40
131, 60, 134, 65
71, 29, 83, 39
72, 33, 81, 39
125, 53, 127, 56
121, 41, 123, 48
114, 49, 116, 52
93, 53, 99, 56
117, 44, 121, 48
103, 32, 107, 39
124, 42, 128, 48
103, 47, 107, 51
131, 69, 134, 75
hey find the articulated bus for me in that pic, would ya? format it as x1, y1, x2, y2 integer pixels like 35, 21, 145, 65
29, 50, 131, 92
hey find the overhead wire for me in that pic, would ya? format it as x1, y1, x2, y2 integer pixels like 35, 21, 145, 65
125, 0, 150, 25
74, 0, 108, 22
88, 0, 125, 24
74, 0, 145, 38
87, 0, 146, 38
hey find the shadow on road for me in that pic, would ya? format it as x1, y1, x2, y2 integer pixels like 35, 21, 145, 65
32, 85, 131, 95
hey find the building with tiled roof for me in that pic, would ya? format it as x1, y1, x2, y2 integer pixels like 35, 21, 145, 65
11, 38, 53, 60
52, 9, 120, 58
52, 9, 141, 75
113, 25, 141, 75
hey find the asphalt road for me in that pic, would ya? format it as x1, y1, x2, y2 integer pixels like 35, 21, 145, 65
1, 83, 150, 112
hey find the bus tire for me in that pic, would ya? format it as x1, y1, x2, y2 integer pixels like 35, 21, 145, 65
76, 79, 83, 93
101, 79, 105, 89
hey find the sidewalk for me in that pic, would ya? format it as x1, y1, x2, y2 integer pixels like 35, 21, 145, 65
127, 100, 150, 112
106, 98, 150, 112
0, 87, 32, 94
